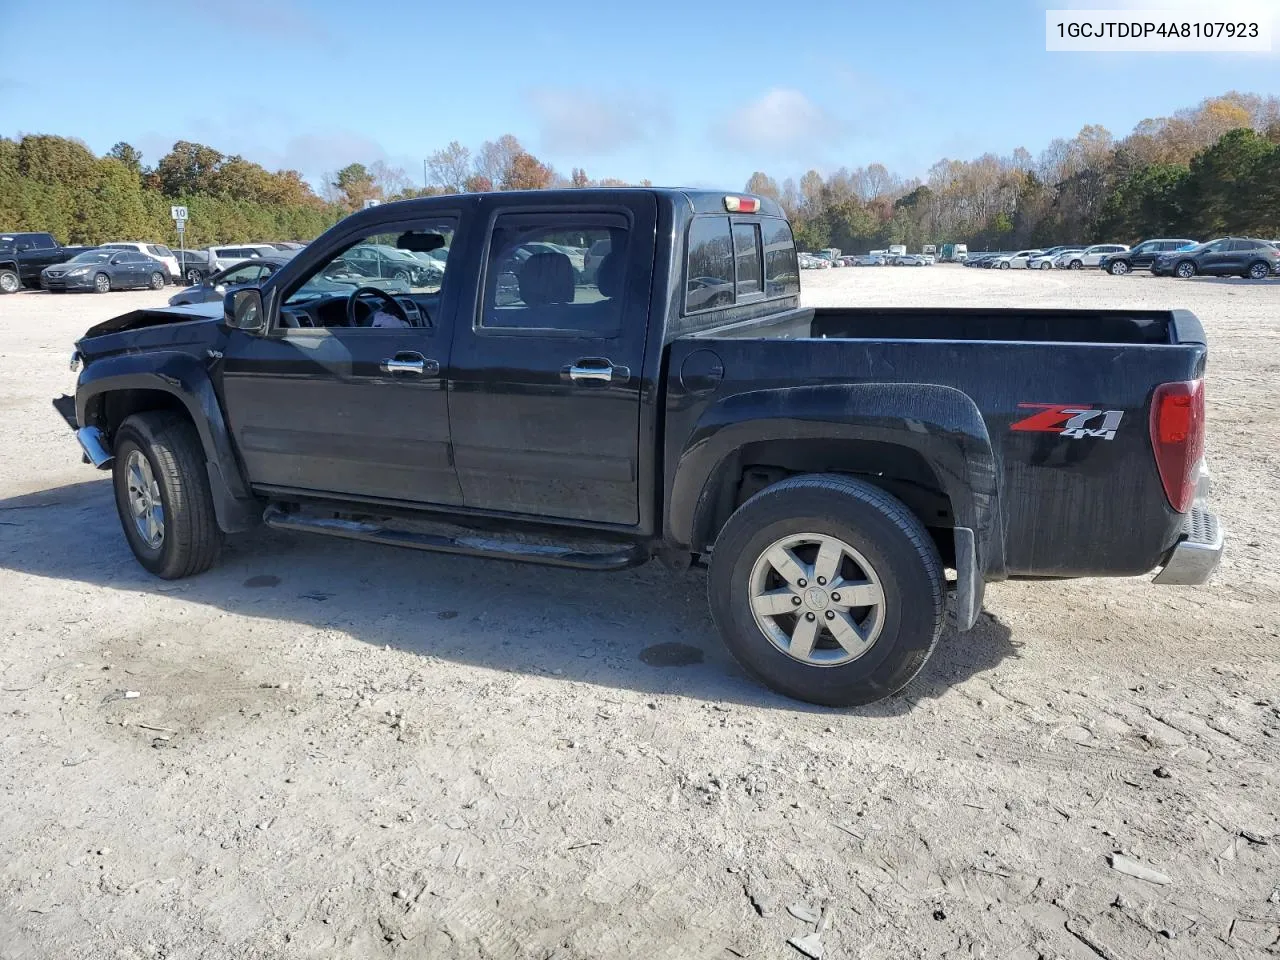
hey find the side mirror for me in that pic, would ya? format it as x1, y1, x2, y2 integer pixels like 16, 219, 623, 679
223, 287, 264, 332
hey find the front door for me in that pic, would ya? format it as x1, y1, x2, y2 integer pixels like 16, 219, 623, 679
219, 211, 468, 506
448, 195, 656, 526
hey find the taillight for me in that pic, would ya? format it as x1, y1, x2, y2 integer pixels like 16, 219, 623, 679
1149, 380, 1205, 513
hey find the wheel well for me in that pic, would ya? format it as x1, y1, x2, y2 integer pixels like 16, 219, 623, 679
695, 439, 957, 564
86, 389, 190, 450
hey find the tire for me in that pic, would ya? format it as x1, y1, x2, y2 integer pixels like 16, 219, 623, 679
1109, 260, 1130, 276
94, 272, 111, 293
391, 269, 410, 283
112, 412, 223, 579
1246, 261, 1270, 280
999, 261, 1010, 270
0, 269, 18, 294
149, 271, 165, 290
708, 474, 944, 707
1068, 259, 1083, 270
185, 268, 201, 286
1175, 261, 1196, 279
1038, 261, 1052, 270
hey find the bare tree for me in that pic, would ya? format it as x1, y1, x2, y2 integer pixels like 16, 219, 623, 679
475, 134, 523, 189
369, 160, 410, 198
426, 141, 472, 193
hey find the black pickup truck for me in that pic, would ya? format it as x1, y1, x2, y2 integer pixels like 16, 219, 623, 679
0, 231, 91, 293
57, 189, 1223, 706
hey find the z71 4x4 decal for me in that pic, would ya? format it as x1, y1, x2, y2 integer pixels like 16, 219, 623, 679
1011, 403, 1124, 440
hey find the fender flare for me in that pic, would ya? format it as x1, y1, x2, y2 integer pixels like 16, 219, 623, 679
76, 352, 258, 530
668, 382, 1006, 579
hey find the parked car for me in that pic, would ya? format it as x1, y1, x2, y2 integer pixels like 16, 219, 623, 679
206, 244, 279, 273
100, 242, 180, 282
1150, 237, 1280, 279
40, 248, 167, 293
1030, 248, 1081, 270
1062, 244, 1128, 269
264, 242, 307, 251
895, 254, 927, 266
992, 249, 1044, 270
583, 238, 612, 283
174, 249, 213, 286
1098, 239, 1198, 275
330, 243, 440, 287
58, 188, 1222, 708
0, 232, 93, 292
168, 254, 293, 306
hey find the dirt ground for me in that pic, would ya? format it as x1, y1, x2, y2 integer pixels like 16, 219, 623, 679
0, 267, 1276, 960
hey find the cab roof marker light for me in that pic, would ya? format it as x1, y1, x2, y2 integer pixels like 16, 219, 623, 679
724, 196, 760, 214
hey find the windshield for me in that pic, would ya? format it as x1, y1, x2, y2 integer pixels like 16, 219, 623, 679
68, 250, 115, 263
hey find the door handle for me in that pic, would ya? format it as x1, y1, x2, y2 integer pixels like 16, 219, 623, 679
567, 358, 630, 383
380, 352, 439, 376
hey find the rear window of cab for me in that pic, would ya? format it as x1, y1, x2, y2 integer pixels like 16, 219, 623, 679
685, 215, 799, 314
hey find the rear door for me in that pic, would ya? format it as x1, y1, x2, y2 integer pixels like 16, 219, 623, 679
448, 193, 657, 526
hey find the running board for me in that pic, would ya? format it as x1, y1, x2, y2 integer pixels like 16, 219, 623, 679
262, 505, 649, 571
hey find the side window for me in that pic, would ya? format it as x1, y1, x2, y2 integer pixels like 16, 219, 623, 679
33, 234, 56, 249
1230, 240, 1257, 252
1206, 240, 1229, 252
686, 216, 734, 312
282, 217, 456, 328
222, 263, 263, 286
733, 222, 762, 297
480, 212, 628, 337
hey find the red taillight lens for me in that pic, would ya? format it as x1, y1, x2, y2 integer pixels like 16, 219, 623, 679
1149, 380, 1205, 513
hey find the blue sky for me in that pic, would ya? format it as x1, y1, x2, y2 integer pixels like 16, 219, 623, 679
1, 0, 1276, 189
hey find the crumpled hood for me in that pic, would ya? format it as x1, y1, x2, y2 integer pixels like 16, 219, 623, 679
77, 301, 224, 360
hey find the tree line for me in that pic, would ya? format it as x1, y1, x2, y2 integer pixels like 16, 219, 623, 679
1, 92, 1275, 249
0, 132, 646, 247
747, 92, 1280, 253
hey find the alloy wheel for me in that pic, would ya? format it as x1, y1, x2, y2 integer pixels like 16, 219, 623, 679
748, 533, 886, 667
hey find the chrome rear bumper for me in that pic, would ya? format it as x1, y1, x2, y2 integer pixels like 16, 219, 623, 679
1153, 507, 1223, 585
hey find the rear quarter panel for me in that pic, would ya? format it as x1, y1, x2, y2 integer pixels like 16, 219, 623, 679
663, 333, 1206, 578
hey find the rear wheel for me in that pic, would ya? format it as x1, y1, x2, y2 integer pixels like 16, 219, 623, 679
185, 267, 201, 285
149, 271, 165, 290
708, 474, 944, 707
94, 272, 111, 293
1246, 261, 1270, 280
0, 269, 18, 294
1175, 261, 1196, 279
112, 412, 223, 578
1109, 260, 1130, 276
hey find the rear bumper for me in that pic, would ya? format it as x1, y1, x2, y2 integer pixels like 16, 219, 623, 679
1152, 464, 1223, 585
1153, 508, 1223, 584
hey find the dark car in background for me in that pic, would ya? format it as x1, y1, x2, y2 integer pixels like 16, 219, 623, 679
40, 248, 168, 293
175, 249, 214, 286
168, 254, 293, 306
1151, 237, 1280, 279
0, 232, 93, 292
1099, 238, 1197, 275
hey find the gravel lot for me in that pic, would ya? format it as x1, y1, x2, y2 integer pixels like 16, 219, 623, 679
1, 268, 1277, 960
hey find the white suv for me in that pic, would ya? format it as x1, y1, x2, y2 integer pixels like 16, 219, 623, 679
100, 242, 180, 282
206, 244, 278, 272
1062, 244, 1128, 270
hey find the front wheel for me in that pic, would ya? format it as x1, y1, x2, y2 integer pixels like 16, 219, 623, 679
1038, 261, 1052, 270
999, 261, 1010, 270
112, 412, 223, 578
709, 474, 944, 707
0, 269, 19, 294
94, 272, 111, 293
1068, 260, 1083, 270
1175, 261, 1196, 279
149, 271, 165, 290
185, 268, 202, 286
1109, 261, 1130, 276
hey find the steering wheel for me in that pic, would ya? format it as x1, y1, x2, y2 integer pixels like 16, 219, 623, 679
345, 286, 413, 327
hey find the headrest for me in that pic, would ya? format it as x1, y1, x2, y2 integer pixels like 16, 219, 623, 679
595, 251, 624, 298
517, 252, 574, 306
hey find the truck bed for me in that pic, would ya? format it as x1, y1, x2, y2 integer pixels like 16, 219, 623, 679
666, 307, 1208, 579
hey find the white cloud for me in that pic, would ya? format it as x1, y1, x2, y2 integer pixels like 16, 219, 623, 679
713, 89, 845, 155
528, 88, 669, 156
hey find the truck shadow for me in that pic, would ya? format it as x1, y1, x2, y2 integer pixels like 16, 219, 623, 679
0, 479, 1018, 714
